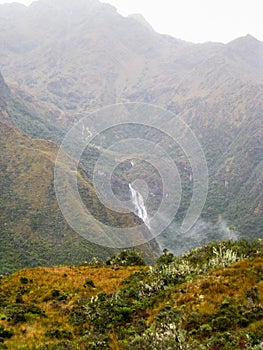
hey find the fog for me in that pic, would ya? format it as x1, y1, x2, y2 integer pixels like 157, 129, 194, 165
0, 0, 262, 43
157, 218, 239, 256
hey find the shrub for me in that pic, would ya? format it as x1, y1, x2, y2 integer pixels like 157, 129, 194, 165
209, 246, 240, 269
45, 329, 73, 340
149, 258, 202, 288
127, 322, 190, 350
250, 328, 263, 346
207, 332, 237, 348
38, 341, 76, 349
15, 293, 24, 304
105, 250, 146, 266
0, 326, 14, 339
51, 290, 60, 298
0, 294, 7, 308
212, 316, 233, 331
199, 323, 212, 336
156, 249, 174, 265
20, 277, 29, 285
5, 303, 45, 324
84, 279, 95, 288
245, 286, 260, 303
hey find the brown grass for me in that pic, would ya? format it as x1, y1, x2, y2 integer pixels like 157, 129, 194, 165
0, 265, 142, 349
1, 257, 262, 348
172, 257, 263, 315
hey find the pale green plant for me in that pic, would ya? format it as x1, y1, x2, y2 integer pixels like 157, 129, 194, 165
209, 246, 241, 268
128, 321, 192, 349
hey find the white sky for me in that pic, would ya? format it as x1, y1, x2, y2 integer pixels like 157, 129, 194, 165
0, 0, 262, 43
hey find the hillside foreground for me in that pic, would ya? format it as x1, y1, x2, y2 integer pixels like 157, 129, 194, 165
0, 239, 263, 349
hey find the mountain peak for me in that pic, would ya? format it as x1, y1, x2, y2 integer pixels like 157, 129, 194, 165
128, 13, 155, 31
29, 0, 117, 14
228, 34, 262, 46
243, 34, 260, 41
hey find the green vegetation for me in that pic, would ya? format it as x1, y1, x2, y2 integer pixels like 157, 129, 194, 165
0, 240, 262, 349
0, 12, 262, 350
0, 122, 159, 274
0, 1, 262, 244
9, 98, 65, 144
104, 249, 146, 267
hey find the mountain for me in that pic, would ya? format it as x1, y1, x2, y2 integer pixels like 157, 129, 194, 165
0, 119, 160, 273
166, 35, 263, 242
0, 74, 160, 273
0, 120, 109, 273
128, 13, 155, 31
0, 70, 65, 143
0, 0, 262, 260
0, 0, 222, 127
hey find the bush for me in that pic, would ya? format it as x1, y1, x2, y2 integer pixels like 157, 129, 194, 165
0, 326, 14, 339
105, 250, 146, 266
156, 249, 174, 265
209, 246, 239, 269
51, 290, 60, 298
45, 329, 73, 340
84, 279, 95, 288
250, 328, 263, 346
5, 303, 45, 324
207, 332, 237, 348
127, 322, 189, 350
212, 316, 233, 331
245, 286, 259, 303
20, 277, 29, 284
199, 323, 212, 336
15, 293, 24, 304
38, 341, 76, 350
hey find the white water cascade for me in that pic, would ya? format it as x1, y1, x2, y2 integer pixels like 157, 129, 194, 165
129, 184, 150, 229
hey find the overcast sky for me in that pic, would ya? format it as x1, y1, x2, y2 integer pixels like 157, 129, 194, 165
0, 0, 262, 43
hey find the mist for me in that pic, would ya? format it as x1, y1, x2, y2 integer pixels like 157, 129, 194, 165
157, 218, 239, 256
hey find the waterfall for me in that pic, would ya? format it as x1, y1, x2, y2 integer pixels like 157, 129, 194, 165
129, 184, 150, 229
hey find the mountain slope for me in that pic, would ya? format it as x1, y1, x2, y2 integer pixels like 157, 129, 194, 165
0, 119, 160, 273
166, 35, 263, 240
0, 0, 262, 254
0, 0, 222, 127
0, 70, 65, 143
0, 121, 110, 273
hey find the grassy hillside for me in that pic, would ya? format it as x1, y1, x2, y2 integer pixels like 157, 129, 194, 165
0, 121, 160, 273
0, 121, 111, 273
0, 239, 262, 349
0, 71, 65, 143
